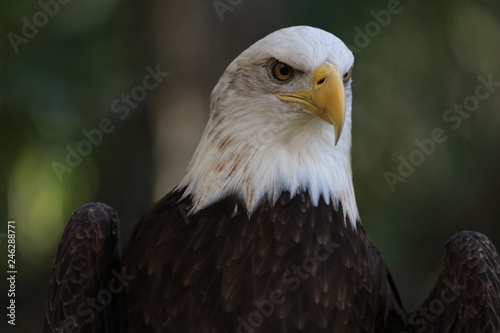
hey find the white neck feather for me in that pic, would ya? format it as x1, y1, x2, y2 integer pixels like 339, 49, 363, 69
176, 90, 359, 228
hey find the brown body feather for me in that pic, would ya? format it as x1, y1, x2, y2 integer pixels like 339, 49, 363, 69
43, 203, 121, 333
119, 189, 405, 332
43, 196, 500, 332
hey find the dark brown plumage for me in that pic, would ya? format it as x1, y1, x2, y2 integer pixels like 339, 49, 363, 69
119, 190, 404, 332
43, 203, 121, 333
405, 231, 500, 333
43, 196, 500, 332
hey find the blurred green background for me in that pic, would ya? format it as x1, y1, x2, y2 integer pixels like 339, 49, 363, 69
1, 0, 500, 331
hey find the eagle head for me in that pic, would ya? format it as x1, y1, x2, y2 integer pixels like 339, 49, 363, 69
177, 26, 359, 226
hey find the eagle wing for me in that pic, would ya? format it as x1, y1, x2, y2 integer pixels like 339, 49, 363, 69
43, 203, 121, 333
407, 231, 500, 333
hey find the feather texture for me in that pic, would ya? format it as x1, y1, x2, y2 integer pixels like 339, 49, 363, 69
119, 189, 405, 332
43, 203, 121, 333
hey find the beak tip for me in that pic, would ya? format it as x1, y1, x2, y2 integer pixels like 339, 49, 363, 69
333, 119, 344, 146
334, 132, 341, 146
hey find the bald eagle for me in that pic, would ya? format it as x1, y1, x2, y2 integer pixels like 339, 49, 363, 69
44, 26, 500, 333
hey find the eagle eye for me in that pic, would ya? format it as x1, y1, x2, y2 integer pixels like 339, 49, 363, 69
343, 67, 353, 83
271, 61, 294, 82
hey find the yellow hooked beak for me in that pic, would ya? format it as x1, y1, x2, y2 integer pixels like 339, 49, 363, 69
277, 64, 346, 145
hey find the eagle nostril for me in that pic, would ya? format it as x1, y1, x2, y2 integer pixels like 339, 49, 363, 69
317, 77, 326, 86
